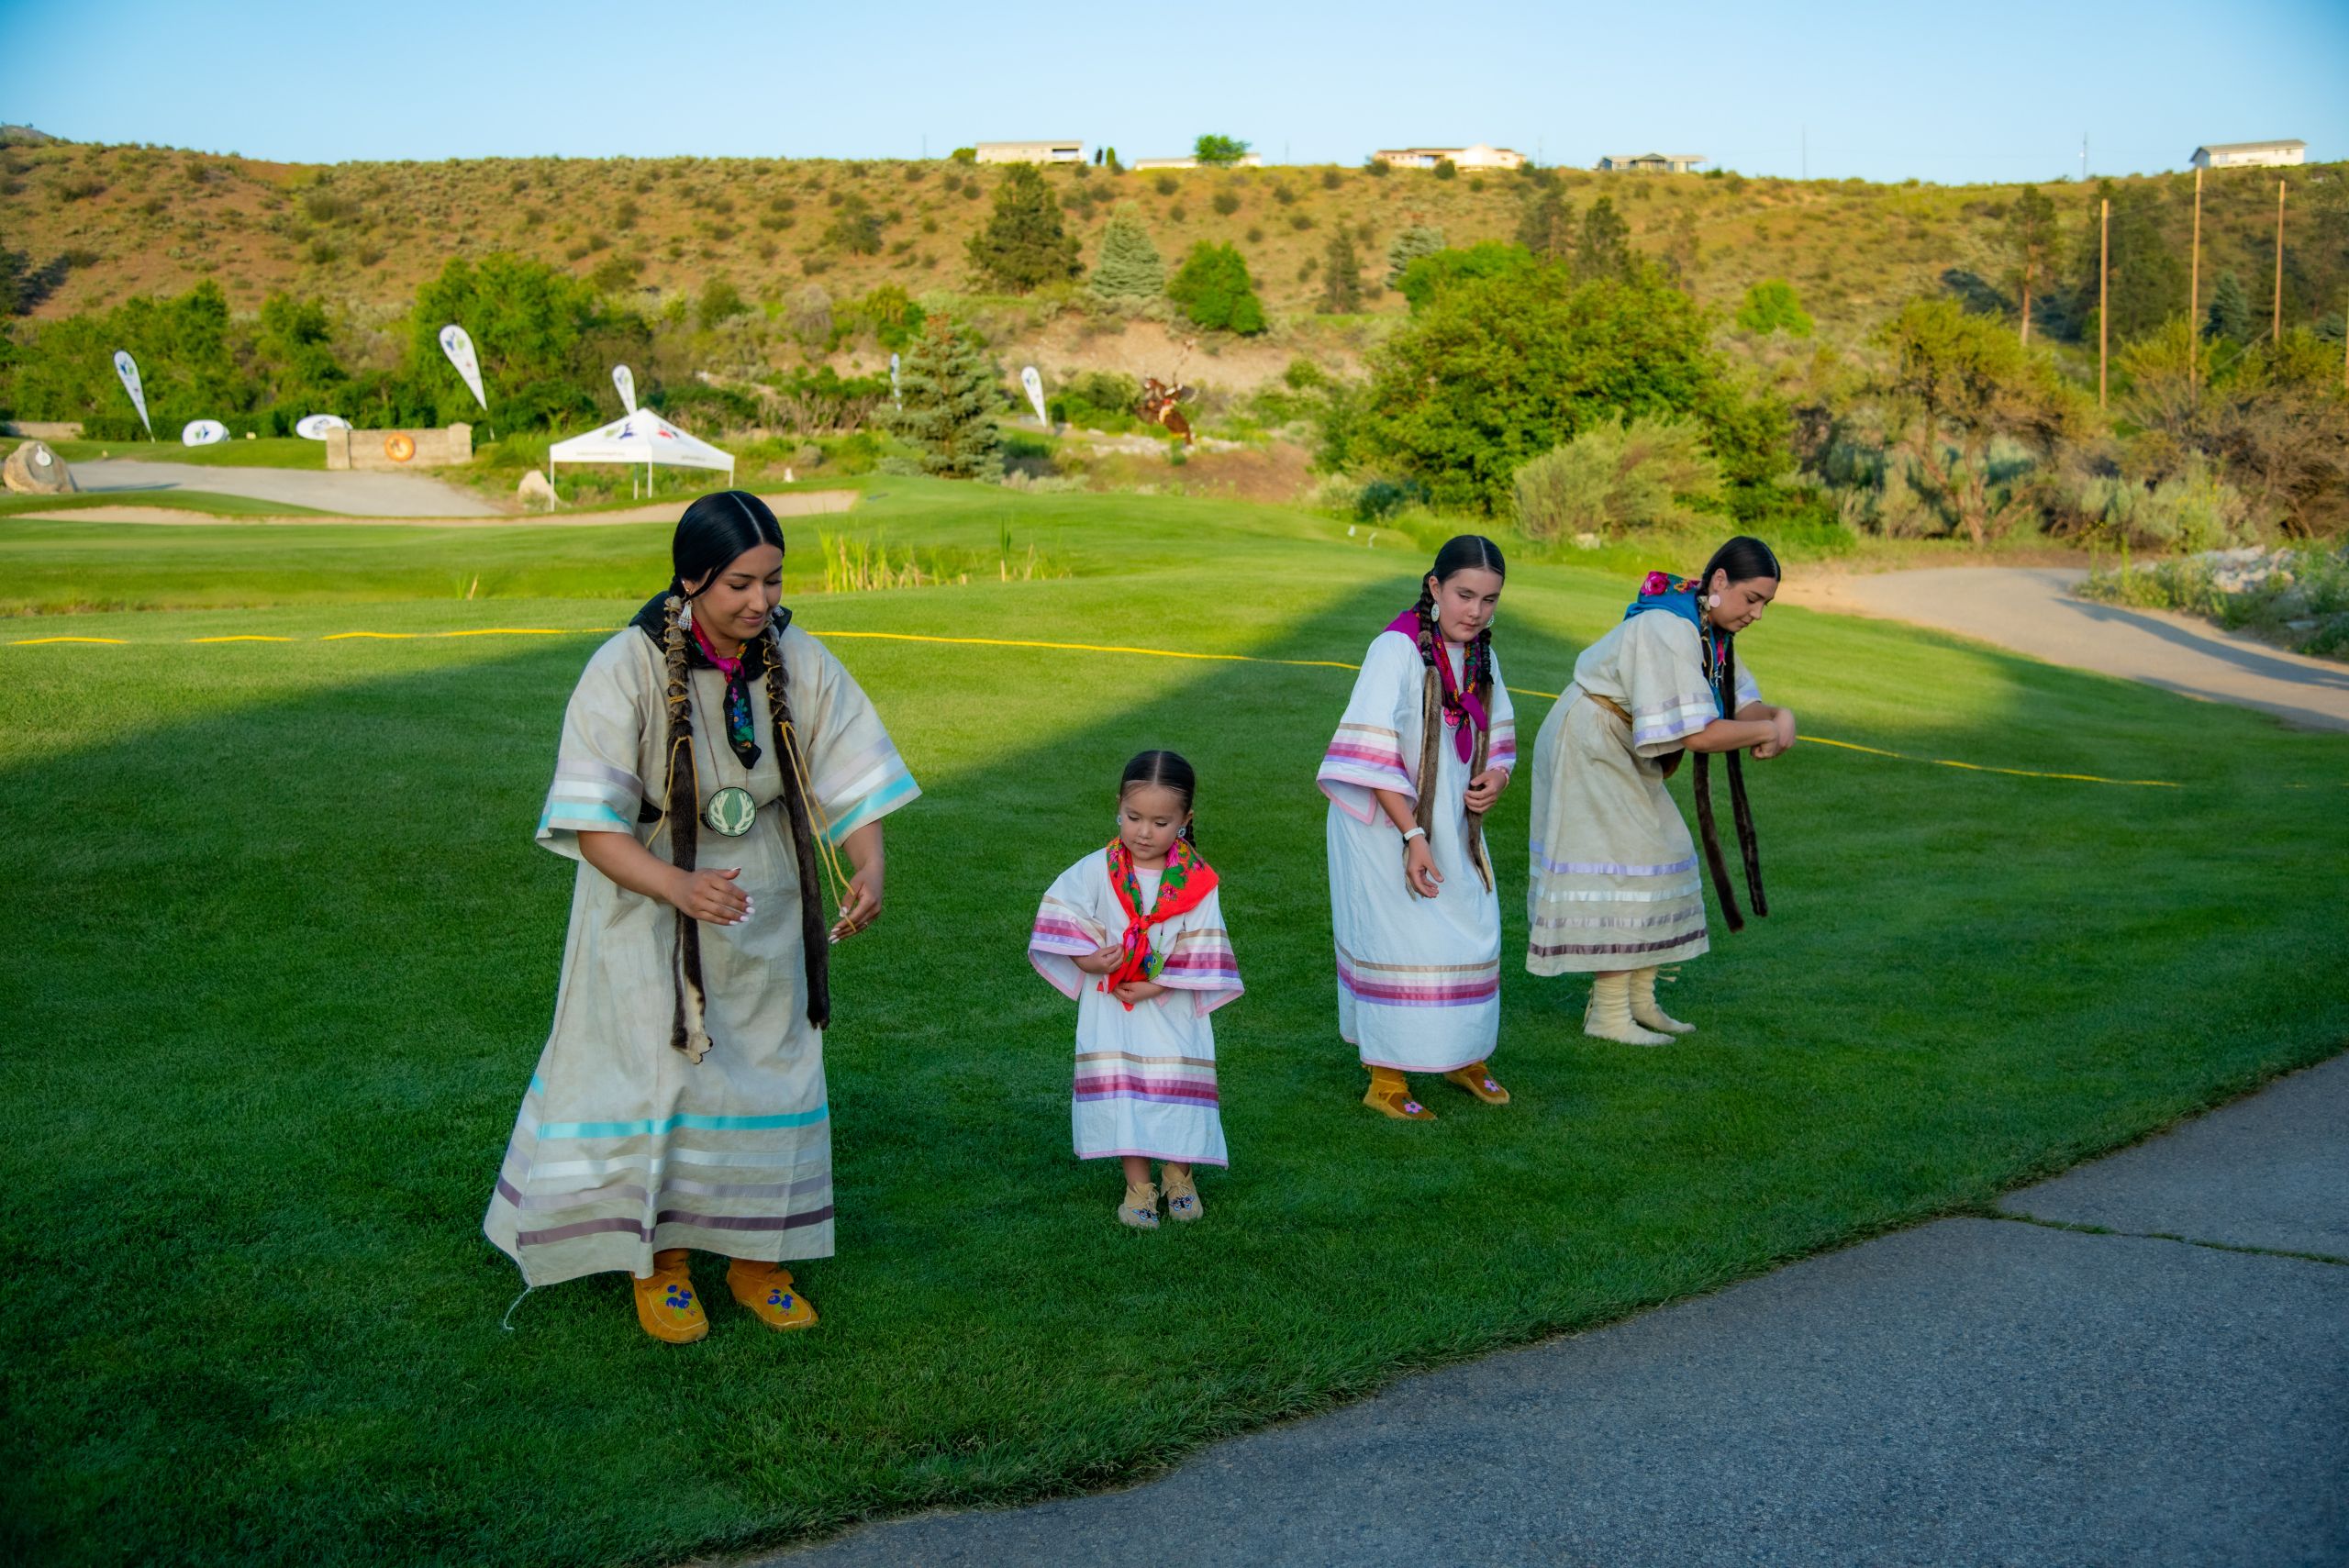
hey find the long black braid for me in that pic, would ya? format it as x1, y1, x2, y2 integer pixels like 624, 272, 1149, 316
1688, 535, 1778, 931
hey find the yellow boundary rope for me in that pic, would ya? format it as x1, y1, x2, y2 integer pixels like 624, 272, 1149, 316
1, 623, 2269, 790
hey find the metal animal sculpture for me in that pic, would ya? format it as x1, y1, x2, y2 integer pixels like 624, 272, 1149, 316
1140, 375, 1197, 446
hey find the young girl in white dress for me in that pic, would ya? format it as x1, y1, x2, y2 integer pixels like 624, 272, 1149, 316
1318, 536, 1518, 1121
1029, 751, 1242, 1229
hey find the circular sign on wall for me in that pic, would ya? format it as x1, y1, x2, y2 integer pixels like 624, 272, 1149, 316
384, 432, 417, 462
182, 419, 228, 446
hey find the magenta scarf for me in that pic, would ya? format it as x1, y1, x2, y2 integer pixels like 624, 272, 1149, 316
1385, 609, 1488, 763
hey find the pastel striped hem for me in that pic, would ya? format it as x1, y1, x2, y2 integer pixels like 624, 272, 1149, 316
525, 1104, 829, 1140
1335, 953, 1499, 1008
1355, 1049, 1492, 1074
495, 1172, 832, 1210
1077, 1147, 1230, 1169
1531, 845, 1698, 877
1074, 1075, 1221, 1106
513, 1206, 835, 1249
1631, 694, 1719, 748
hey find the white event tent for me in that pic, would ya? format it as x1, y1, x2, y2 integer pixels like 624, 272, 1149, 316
546, 408, 734, 499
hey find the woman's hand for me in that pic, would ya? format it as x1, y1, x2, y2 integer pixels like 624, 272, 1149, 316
831, 862, 884, 940
1073, 942, 1126, 975
671, 866, 751, 926
1403, 836, 1443, 899
1753, 707, 1798, 761
1111, 979, 1167, 1006
1464, 768, 1509, 813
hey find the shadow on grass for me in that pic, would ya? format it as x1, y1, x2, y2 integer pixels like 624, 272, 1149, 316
0, 572, 2343, 1568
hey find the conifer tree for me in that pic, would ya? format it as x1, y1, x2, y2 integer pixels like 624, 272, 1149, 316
965, 163, 1080, 294
2206, 271, 2253, 342
1319, 228, 1364, 313
1087, 209, 1164, 301
1385, 225, 1445, 289
1576, 196, 1634, 282
1515, 188, 1575, 262
888, 319, 1004, 480
2004, 183, 2058, 342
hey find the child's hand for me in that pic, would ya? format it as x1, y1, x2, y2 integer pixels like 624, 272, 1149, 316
1464, 767, 1510, 813
1111, 979, 1167, 1006
1073, 942, 1125, 975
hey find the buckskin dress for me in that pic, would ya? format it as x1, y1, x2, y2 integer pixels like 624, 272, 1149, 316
483, 615, 918, 1286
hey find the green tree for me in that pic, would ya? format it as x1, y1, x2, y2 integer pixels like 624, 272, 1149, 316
406, 252, 631, 428
1397, 242, 1538, 312
2072, 179, 2187, 344
887, 319, 1004, 480
1516, 188, 1575, 262
1385, 224, 1445, 289
1319, 228, 1364, 313
1167, 242, 1266, 333
1577, 196, 1634, 282
1874, 296, 2086, 544
1734, 278, 1813, 337
852, 284, 926, 350
965, 163, 1081, 294
2004, 183, 2058, 343
2205, 271, 2254, 342
1194, 134, 1251, 168
698, 279, 747, 329
1088, 210, 1164, 301
1352, 267, 1726, 513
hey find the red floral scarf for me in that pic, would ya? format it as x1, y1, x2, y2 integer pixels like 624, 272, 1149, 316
1102, 838, 1218, 1006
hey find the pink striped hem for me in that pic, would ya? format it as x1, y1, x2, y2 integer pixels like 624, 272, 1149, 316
1337, 962, 1499, 1006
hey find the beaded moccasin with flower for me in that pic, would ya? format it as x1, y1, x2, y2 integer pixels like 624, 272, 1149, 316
1444, 1062, 1511, 1105
632, 1249, 709, 1344
1162, 1166, 1204, 1222
1119, 1180, 1161, 1229
1363, 1065, 1436, 1121
727, 1258, 818, 1332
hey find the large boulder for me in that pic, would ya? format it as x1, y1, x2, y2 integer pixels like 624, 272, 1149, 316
517, 469, 556, 509
3, 439, 76, 495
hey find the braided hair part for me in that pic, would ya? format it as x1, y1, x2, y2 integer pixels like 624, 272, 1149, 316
1408, 535, 1505, 889
1687, 535, 1780, 930
658, 594, 715, 1061
1119, 750, 1199, 850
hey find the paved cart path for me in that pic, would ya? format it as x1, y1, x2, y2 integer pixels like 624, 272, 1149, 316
759, 1056, 2349, 1568
1783, 565, 2349, 733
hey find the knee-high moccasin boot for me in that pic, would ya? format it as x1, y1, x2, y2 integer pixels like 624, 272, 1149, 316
1585, 973, 1673, 1046
1630, 967, 1695, 1035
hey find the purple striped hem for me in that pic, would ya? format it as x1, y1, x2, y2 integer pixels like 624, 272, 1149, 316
1529, 932, 1705, 956
1337, 965, 1498, 1007
1531, 847, 1698, 877
514, 1206, 835, 1247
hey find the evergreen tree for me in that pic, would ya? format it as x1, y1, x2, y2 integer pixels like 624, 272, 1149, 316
2003, 183, 2058, 343
1167, 242, 1266, 334
2206, 271, 2254, 342
2071, 179, 2186, 344
1515, 188, 1575, 262
965, 164, 1080, 294
1087, 209, 1164, 301
1319, 228, 1364, 313
1385, 225, 1445, 289
1576, 196, 1634, 282
888, 319, 1004, 480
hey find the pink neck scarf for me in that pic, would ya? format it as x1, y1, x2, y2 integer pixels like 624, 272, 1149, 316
1386, 608, 1488, 763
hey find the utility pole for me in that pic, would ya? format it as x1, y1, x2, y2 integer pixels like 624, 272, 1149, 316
2188, 166, 2202, 395
2080, 133, 2087, 183
2099, 196, 2110, 410
2273, 179, 2287, 343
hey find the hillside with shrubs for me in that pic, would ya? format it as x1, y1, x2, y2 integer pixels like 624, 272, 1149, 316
4, 134, 2345, 587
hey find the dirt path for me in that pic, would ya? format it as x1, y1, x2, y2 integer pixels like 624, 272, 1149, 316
69, 459, 490, 517
1783, 566, 2349, 734
6, 491, 859, 528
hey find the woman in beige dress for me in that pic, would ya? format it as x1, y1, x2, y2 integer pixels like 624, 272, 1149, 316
484, 492, 918, 1342
1524, 536, 1795, 1042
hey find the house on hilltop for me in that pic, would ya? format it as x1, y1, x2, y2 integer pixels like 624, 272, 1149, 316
1597, 152, 1706, 173
2189, 139, 2306, 170
974, 140, 1085, 165
1373, 143, 1527, 172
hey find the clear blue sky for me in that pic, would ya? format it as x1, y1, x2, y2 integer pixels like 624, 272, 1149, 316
5, 0, 2343, 184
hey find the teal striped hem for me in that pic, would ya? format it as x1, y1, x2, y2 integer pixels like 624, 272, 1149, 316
538, 801, 633, 834
826, 771, 918, 844
534, 1104, 831, 1140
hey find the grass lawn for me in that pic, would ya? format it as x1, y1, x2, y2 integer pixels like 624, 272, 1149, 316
2, 482, 2343, 1567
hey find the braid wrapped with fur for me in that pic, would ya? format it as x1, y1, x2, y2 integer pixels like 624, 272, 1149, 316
760, 627, 834, 1029
1408, 590, 1496, 891
1689, 625, 1766, 931
660, 595, 716, 1060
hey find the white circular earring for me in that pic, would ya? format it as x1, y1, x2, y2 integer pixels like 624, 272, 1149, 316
1707, 594, 1720, 607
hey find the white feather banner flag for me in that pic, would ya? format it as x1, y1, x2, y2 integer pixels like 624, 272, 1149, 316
612, 364, 637, 415
438, 324, 489, 414
1019, 365, 1047, 426
112, 350, 153, 439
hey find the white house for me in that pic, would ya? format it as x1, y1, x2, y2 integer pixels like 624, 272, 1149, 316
2189, 139, 2306, 170
974, 140, 1085, 165
1373, 143, 1528, 172
1597, 152, 1706, 173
